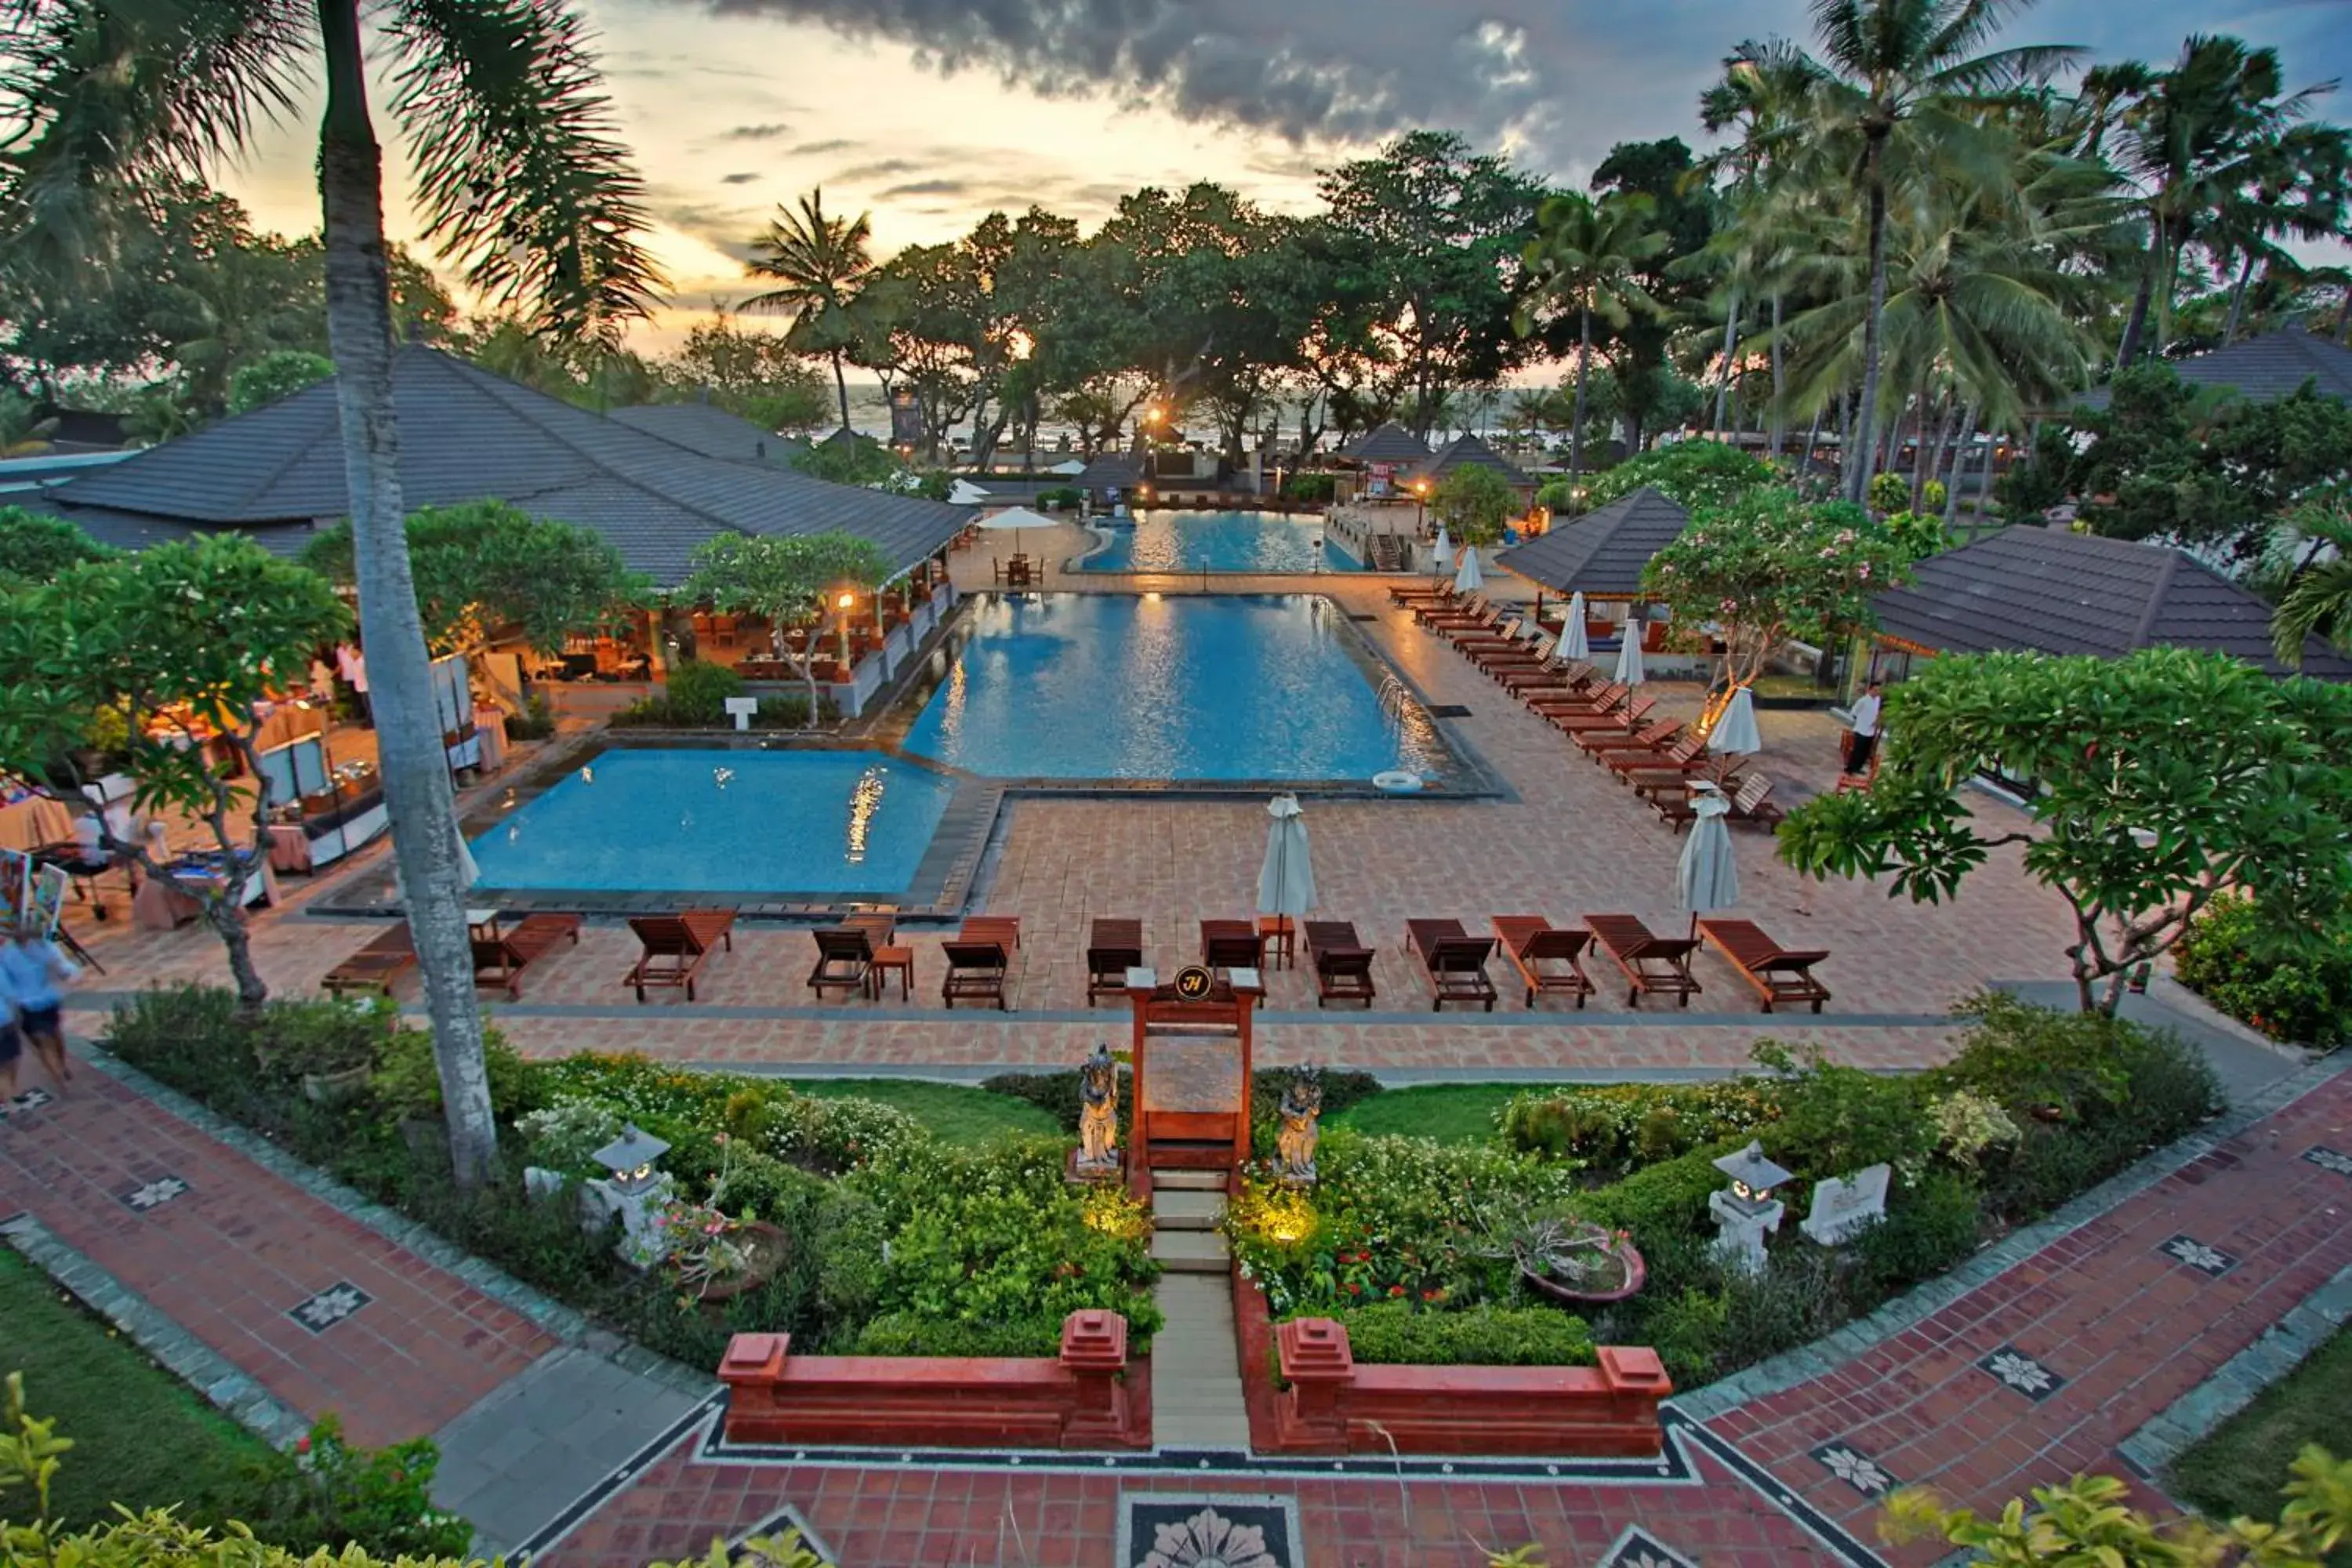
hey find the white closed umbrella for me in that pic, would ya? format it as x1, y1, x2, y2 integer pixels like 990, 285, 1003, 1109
1613, 618, 1646, 686
457, 833, 481, 891
1454, 544, 1484, 594
1257, 795, 1316, 961
1428, 524, 1453, 577
1560, 590, 1590, 661
1676, 786, 1739, 936
1711, 685, 1762, 756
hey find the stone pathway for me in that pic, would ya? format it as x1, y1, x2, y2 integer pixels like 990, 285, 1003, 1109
1145, 1170, 1250, 1454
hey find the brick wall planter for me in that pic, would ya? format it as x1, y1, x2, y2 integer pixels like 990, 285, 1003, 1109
718, 1310, 1151, 1450
1232, 1275, 1670, 1458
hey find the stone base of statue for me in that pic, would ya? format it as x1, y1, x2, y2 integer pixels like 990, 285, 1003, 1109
583, 1173, 677, 1269
1065, 1148, 1123, 1185
1708, 1189, 1784, 1277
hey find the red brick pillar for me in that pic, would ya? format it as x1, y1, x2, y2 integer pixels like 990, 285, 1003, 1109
1275, 1317, 1354, 1452
1596, 1345, 1671, 1455
718, 1333, 791, 1442
1058, 1310, 1131, 1446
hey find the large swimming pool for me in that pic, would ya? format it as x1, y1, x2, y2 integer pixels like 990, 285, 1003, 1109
1076, 510, 1364, 574
899, 594, 1450, 782
468, 750, 953, 896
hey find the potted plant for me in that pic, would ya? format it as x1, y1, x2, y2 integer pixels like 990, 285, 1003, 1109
1478, 1212, 1647, 1305
256, 996, 389, 1105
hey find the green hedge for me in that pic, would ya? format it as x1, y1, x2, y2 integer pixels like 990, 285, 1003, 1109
2172, 891, 2352, 1048
1334, 1302, 1595, 1367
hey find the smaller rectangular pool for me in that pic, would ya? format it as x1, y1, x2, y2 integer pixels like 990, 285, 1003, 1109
1076, 510, 1363, 574
468, 749, 953, 897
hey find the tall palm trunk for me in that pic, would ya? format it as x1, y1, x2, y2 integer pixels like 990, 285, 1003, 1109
1972, 420, 2001, 540
1569, 306, 1593, 477
1712, 291, 1740, 436
1944, 401, 1976, 528
2222, 252, 2257, 344
2116, 212, 2165, 369
829, 348, 851, 430
1844, 134, 1891, 505
1768, 292, 1785, 460
316, 0, 497, 1186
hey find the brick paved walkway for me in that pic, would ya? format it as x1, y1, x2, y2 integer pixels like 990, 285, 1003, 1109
0, 1064, 555, 1448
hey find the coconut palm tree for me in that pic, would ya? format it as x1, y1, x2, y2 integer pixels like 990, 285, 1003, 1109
745, 191, 875, 432
1519, 191, 1668, 476
0, 0, 665, 1187
2101, 35, 2332, 368
1794, 0, 2082, 503
1697, 39, 1820, 447
2209, 122, 2352, 345
2274, 486, 2352, 669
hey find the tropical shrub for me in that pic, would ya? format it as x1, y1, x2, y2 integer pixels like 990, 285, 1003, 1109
1576, 439, 1776, 513
1279, 472, 1337, 504
662, 659, 748, 724
1335, 1303, 1595, 1367
2172, 891, 2352, 1048
1035, 485, 1083, 510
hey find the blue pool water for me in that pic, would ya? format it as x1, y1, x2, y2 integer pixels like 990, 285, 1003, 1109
468, 750, 953, 895
1077, 510, 1364, 574
900, 594, 1447, 782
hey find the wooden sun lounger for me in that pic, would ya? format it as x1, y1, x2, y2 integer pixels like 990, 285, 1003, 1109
1572, 717, 1680, 759
1548, 695, 1657, 735
1727, 773, 1787, 829
1087, 917, 1143, 1007
1200, 918, 1263, 975
1497, 659, 1597, 695
1490, 916, 1596, 1009
1698, 917, 1832, 1014
324, 925, 416, 997
1417, 599, 1497, 630
960, 914, 1020, 951
1389, 582, 1454, 605
1584, 914, 1702, 1008
1304, 920, 1377, 1008
808, 925, 878, 1000
941, 940, 1010, 1009
1403, 917, 1498, 1011
626, 909, 736, 1003
1527, 681, 1628, 716
471, 913, 583, 1000
1602, 731, 1708, 779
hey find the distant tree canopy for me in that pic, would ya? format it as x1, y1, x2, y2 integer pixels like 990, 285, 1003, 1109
300, 501, 646, 655
0, 506, 113, 586
1430, 464, 1521, 546
227, 349, 333, 414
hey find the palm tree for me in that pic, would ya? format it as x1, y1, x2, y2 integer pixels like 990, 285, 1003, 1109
1519, 191, 1668, 476
1697, 39, 1819, 448
2101, 36, 2332, 368
2210, 123, 2352, 345
2273, 485, 2352, 669
1795, 0, 2081, 503
745, 191, 875, 432
0, 0, 664, 1187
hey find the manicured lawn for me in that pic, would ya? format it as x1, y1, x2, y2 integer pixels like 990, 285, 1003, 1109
1326, 1083, 1522, 1145
0, 1247, 274, 1529
2168, 1324, 2352, 1563
787, 1077, 1064, 1145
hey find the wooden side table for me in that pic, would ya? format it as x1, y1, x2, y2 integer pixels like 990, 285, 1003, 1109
871, 946, 914, 1001
1255, 915, 1296, 970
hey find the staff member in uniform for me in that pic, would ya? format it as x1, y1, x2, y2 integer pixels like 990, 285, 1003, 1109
1844, 681, 1885, 777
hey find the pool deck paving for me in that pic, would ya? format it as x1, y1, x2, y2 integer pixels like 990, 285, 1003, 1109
17, 555, 2347, 1564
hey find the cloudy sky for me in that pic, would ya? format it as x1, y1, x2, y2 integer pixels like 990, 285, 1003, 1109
216, 0, 2352, 349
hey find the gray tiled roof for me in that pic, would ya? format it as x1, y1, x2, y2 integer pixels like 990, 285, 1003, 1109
1408, 434, 1530, 488
1338, 423, 1432, 463
1871, 526, 2352, 679
2075, 330, 2352, 409
1494, 486, 1690, 597
38, 347, 967, 586
606, 403, 808, 465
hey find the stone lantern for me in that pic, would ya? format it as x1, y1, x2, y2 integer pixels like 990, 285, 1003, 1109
586, 1123, 674, 1266
1708, 1141, 1792, 1276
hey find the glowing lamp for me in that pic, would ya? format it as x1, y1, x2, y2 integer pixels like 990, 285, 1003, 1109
591, 1123, 670, 1196
1712, 1140, 1792, 1214
835, 591, 855, 611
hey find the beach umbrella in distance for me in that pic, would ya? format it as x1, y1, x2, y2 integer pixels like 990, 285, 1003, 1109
1454, 543, 1484, 594
1613, 617, 1646, 686
1560, 590, 1590, 660
1711, 685, 1762, 757
976, 505, 1054, 555
1675, 785, 1739, 936
1428, 524, 1453, 577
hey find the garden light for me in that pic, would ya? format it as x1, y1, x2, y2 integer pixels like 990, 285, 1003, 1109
592, 1123, 671, 1196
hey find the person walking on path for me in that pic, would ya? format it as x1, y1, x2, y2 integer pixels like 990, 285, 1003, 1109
0, 967, 21, 1113
1, 918, 80, 1098
1843, 681, 1884, 778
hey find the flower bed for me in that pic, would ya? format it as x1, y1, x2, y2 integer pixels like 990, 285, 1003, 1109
1226, 994, 2220, 1387
104, 988, 1160, 1371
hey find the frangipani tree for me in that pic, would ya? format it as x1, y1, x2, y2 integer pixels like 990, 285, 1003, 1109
680, 533, 897, 725
301, 501, 648, 659
1431, 465, 1522, 551
0, 537, 350, 1008
1642, 488, 1909, 709
1777, 647, 2352, 1014
0, 0, 666, 1185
